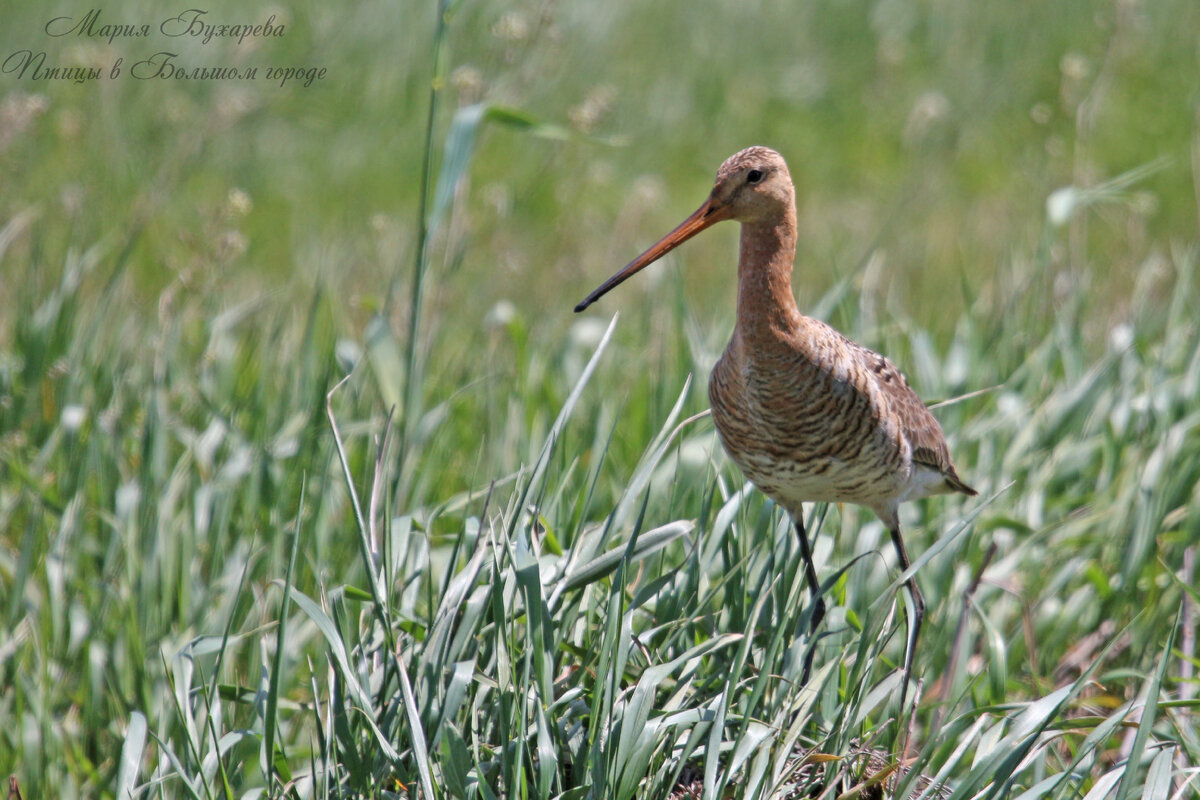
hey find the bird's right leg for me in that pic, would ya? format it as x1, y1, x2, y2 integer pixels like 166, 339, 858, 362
795, 513, 826, 686
889, 526, 924, 718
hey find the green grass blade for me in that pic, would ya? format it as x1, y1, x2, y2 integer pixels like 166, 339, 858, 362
1115, 606, 1180, 800
398, 652, 439, 800
287, 588, 399, 761
1140, 747, 1175, 800
559, 519, 693, 593
116, 711, 147, 799
262, 475, 304, 793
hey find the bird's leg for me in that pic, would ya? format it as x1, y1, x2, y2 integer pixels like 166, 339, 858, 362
795, 514, 826, 686
889, 526, 924, 718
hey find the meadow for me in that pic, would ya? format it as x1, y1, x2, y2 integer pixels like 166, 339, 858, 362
2, 0, 1199, 796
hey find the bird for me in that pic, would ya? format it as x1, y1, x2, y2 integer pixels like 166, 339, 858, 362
574, 146, 976, 712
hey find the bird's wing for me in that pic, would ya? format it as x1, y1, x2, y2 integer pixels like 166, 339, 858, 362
848, 338, 977, 496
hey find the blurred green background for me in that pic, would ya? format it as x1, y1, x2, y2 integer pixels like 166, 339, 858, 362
3, 0, 1199, 795
5, 0, 1195, 334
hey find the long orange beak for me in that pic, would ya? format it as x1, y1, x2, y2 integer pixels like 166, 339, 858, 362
574, 196, 731, 312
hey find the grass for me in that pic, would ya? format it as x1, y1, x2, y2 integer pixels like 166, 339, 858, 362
2, 0, 1199, 797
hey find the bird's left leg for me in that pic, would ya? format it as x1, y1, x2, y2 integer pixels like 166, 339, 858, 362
889, 525, 924, 717
795, 514, 826, 686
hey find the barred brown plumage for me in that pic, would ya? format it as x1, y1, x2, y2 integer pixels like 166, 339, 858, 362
574, 146, 976, 714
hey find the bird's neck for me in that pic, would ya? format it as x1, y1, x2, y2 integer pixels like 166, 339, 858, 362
735, 216, 801, 343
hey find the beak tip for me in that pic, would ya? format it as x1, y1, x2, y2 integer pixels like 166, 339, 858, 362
573, 300, 589, 313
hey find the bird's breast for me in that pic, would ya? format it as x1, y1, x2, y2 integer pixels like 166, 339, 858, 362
707, 341, 910, 512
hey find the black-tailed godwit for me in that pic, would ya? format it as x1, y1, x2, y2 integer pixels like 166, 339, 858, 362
575, 146, 976, 711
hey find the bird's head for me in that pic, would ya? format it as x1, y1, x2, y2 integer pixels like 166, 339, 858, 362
574, 146, 794, 312
709, 146, 794, 225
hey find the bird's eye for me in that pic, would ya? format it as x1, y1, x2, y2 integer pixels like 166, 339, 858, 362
746, 169, 765, 184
